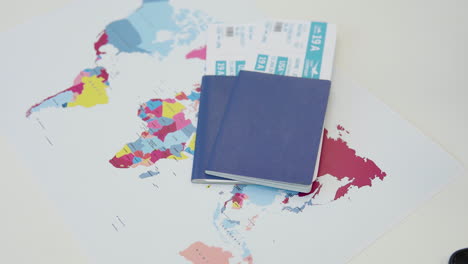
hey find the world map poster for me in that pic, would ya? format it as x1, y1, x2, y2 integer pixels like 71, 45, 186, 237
0, 0, 463, 263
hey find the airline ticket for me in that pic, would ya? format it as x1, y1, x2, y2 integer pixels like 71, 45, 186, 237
244, 20, 337, 80
205, 24, 256, 76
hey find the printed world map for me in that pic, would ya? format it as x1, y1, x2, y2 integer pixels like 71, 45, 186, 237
25, 1, 387, 263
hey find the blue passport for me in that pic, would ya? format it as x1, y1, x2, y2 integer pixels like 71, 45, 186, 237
191, 75, 240, 184
205, 71, 331, 192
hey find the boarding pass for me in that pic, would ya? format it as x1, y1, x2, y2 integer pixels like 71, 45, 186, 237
205, 24, 256, 76
244, 20, 336, 80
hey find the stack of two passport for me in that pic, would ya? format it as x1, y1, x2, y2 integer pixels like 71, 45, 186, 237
191, 71, 331, 193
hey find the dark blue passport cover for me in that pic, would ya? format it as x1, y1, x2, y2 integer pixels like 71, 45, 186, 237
191, 75, 238, 183
206, 71, 331, 191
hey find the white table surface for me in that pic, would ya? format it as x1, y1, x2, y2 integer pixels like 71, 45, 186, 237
0, 0, 467, 263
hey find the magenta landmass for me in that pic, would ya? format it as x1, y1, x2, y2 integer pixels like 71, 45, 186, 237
299, 127, 387, 200
299, 180, 320, 198
154, 122, 178, 141
68, 83, 85, 94
109, 148, 173, 168
150, 148, 172, 163
98, 68, 109, 81
334, 182, 355, 200
337, 124, 350, 134
109, 153, 134, 168
94, 31, 108, 57
185, 45, 206, 60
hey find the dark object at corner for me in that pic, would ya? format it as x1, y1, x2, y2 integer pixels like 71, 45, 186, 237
450, 248, 468, 264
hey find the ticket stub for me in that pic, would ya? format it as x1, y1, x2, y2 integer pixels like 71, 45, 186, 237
244, 20, 337, 80
205, 24, 256, 76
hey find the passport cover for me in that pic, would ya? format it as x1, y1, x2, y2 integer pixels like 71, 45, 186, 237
191, 75, 239, 183
206, 71, 331, 192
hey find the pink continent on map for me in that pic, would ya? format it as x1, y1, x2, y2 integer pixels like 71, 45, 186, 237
94, 31, 108, 58
180, 241, 233, 264
299, 127, 387, 200
185, 45, 206, 60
